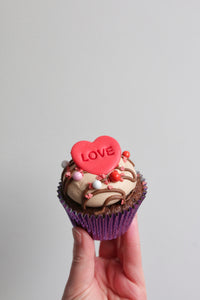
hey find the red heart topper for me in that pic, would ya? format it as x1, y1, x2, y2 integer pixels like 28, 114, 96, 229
71, 136, 121, 175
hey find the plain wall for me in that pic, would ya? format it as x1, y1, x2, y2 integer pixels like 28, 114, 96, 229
1, 1, 200, 299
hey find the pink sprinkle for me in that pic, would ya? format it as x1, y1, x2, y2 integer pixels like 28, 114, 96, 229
65, 171, 71, 177
96, 174, 106, 180
121, 199, 125, 205
85, 193, 93, 199
123, 157, 127, 163
120, 166, 125, 171
107, 185, 113, 190
104, 179, 110, 185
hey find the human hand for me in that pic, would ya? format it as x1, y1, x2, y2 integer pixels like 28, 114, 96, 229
62, 215, 147, 300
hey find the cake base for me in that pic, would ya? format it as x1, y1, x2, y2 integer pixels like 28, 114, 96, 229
57, 173, 147, 240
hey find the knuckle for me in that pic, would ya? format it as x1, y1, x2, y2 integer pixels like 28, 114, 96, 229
73, 249, 85, 264
73, 255, 83, 264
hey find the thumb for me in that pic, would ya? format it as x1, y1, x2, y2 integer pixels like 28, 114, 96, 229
62, 227, 95, 299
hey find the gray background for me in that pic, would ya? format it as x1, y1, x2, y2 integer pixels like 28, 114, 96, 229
1, 1, 200, 299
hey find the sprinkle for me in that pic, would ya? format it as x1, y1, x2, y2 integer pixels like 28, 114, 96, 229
96, 174, 106, 181
120, 166, 125, 171
72, 171, 83, 181
104, 179, 110, 185
107, 185, 113, 190
121, 199, 125, 205
88, 182, 93, 189
65, 171, 71, 178
118, 173, 124, 182
109, 170, 121, 182
85, 193, 93, 199
92, 180, 102, 189
61, 160, 69, 168
122, 151, 130, 158
123, 157, 127, 163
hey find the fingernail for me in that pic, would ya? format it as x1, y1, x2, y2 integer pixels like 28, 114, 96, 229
72, 227, 82, 245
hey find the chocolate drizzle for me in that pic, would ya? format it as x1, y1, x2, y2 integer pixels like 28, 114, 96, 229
82, 188, 126, 210
61, 155, 138, 213
61, 175, 145, 216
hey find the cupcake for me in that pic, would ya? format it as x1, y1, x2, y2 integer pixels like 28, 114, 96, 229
57, 136, 147, 240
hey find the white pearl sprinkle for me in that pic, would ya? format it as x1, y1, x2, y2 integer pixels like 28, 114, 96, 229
92, 180, 102, 189
61, 160, 69, 168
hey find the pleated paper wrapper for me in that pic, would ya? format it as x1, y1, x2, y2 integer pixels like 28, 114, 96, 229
57, 173, 147, 240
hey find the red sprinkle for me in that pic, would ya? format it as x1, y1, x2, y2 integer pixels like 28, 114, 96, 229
122, 151, 130, 158
109, 170, 121, 182
88, 182, 93, 189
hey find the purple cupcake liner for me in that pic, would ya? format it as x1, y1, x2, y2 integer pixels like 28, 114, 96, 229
57, 172, 147, 240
